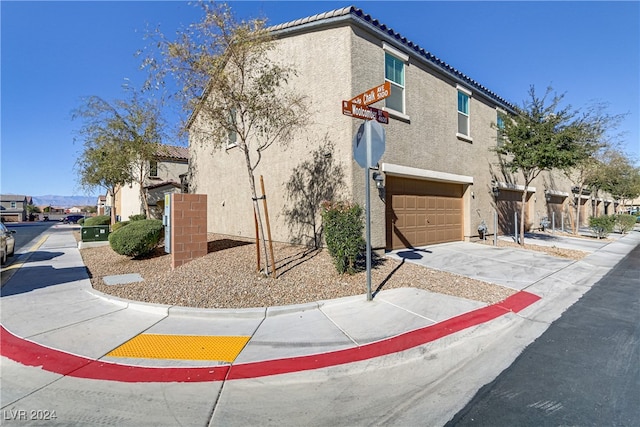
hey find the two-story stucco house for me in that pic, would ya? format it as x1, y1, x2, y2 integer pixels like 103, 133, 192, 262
115, 145, 189, 221
187, 6, 612, 251
0, 194, 30, 222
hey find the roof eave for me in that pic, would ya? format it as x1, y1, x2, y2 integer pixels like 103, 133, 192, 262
271, 6, 517, 114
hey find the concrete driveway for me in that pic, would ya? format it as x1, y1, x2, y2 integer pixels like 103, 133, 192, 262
387, 240, 579, 290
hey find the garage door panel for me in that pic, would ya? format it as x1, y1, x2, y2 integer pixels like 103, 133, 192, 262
392, 195, 405, 209
405, 214, 416, 227
406, 196, 417, 210
386, 177, 464, 250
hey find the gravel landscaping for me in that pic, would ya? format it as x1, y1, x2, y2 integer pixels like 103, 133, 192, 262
79, 233, 587, 310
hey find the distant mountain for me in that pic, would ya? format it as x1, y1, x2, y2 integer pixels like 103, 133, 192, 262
32, 195, 97, 208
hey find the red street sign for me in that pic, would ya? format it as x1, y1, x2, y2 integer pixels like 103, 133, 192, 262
350, 82, 391, 106
342, 100, 389, 124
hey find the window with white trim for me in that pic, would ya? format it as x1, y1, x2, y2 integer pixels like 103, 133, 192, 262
383, 43, 408, 115
496, 112, 505, 146
385, 53, 404, 113
226, 108, 238, 149
149, 160, 158, 177
457, 88, 470, 138
10, 202, 16, 209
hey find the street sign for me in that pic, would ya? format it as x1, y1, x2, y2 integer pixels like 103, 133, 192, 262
342, 100, 389, 124
353, 120, 386, 169
343, 83, 390, 304
350, 81, 391, 106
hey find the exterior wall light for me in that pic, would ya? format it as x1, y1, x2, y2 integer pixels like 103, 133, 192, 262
491, 182, 500, 198
545, 190, 552, 202
372, 171, 384, 189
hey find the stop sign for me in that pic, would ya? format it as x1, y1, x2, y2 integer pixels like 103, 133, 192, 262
353, 120, 386, 169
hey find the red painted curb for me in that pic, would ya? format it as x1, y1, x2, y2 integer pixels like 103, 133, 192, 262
227, 291, 541, 379
0, 326, 229, 383
1, 291, 540, 383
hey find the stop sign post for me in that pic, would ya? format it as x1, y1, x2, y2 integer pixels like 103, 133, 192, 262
344, 83, 390, 301
352, 118, 386, 301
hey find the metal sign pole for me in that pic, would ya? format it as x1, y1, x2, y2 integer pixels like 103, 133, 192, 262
365, 121, 372, 301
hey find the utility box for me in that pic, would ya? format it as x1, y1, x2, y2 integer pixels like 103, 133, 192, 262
81, 226, 110, 242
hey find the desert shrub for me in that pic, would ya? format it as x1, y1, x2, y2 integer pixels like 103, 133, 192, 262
128, 214, 147, 222
589, 215, 615, 239
77, 218, 85, 225
84, 215, 110, 226
109, 219, 164, 258
111, 221, 130, 232
321, 200, 365, 274
615, 214, 636, 234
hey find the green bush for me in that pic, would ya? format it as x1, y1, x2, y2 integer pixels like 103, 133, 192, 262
589, 215, 615, 239
111, 221, 130, 232
615, 214, 636, 234
128, 214, 147, 222
78, 218, 85, 225
321, 200, 365, 274
84, 215, 111, 226
109, 219, 164, 258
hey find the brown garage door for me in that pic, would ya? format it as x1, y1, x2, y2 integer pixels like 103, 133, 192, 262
385, 177, 463, 250
496, 189, 530, 235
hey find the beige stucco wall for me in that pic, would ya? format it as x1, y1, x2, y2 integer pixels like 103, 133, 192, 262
189, 18, 616, 248
189, 25, 356, 244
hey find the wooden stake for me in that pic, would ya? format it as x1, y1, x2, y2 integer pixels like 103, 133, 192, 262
260, 175, 277, 279
254, 209, 261, 273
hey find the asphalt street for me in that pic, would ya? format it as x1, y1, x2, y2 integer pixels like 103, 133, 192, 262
447, 243, 640, 426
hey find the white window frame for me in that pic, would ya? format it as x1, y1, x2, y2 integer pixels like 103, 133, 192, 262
496, 108, 506, 147
456, 85, 472, 142
383, 43, 410, 121
10, 201, 16, 209
149, 160, 159, 178
226, 108, 238, 149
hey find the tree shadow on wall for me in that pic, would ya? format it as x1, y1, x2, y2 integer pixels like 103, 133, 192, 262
283, 136, 345, 249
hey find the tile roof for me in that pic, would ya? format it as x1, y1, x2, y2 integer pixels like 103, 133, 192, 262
145, 180, 182, 190
156, 144, 189, 161
269, 5, 516, 112
0, 194, 28, 202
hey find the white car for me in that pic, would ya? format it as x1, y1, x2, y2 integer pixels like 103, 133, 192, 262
0, 223, 16, 265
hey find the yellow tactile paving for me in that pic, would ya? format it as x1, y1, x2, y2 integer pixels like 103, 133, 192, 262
106, 334, 251, 362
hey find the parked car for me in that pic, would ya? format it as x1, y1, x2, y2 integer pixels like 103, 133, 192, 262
0, 223, 16, 265
61, 215, 85, 224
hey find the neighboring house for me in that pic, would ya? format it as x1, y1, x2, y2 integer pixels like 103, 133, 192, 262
116, 144, 189, 221
68, 206, 84, 213
188, 6, 615, 250
97, 195, 107, 216
0, 194, 29, 222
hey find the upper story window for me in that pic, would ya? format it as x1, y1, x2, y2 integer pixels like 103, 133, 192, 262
10, 201, 16, 209
149, 160, 158, 178
457, 85, 472, 140
227, 108, 238, 149
383, 43, 408, 116
496, 112, 505, 146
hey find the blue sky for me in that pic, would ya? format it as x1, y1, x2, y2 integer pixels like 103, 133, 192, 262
2, 1, 638, 198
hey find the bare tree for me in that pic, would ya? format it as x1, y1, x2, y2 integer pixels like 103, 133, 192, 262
143, 2, 308, 275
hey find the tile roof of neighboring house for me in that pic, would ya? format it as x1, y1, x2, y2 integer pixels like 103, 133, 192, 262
270, 5, 517, 112
0, 194, 28, 202
145, 180, 182, 190
156, 145, 189, 161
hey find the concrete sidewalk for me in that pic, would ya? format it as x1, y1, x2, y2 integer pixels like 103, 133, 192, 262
1, 226, 639, 384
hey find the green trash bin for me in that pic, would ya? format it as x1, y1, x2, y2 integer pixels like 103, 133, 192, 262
81, 226, 110, 242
